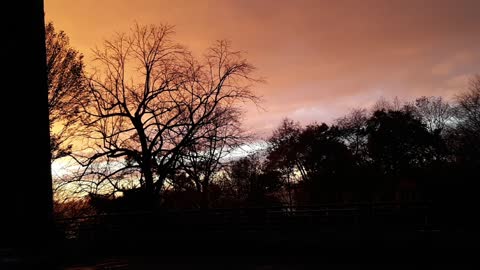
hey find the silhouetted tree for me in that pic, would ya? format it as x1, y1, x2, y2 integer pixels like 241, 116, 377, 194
428, 76, 480, 228
296, 123, 354, 203
223, 154, 282, 207
366, 109, 442, 176
46, 22, 87, 160
409, 96, 454, 134
372, 96, 404, 112
178, 106, 249, 208
457, 75, 480, 126
78, 24, 259, 206
161, 172, 201, 208
267, 120, 355, 204
453, 75, 480, 164
265, 118, 302, 207
364, 109, 447, 202
336, 109, 370, 166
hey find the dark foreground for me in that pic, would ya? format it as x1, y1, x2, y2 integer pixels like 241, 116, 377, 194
2, 204, 479, 269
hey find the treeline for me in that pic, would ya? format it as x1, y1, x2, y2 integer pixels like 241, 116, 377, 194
162, 85, 480, 210
47, 22, 479, 217
58, 80, 480, 217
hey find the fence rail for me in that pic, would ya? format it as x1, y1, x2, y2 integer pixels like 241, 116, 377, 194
55, 201, 446, 242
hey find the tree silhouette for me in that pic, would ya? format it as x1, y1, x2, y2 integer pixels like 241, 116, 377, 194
77, 24, 259, 206
46, 22, 87, 160
454, 75, 480, 164
266, 119, 303, 178
267, 120, 354, 204
336, 109, 369, 166
224, 154, 282, 207
366, 109, 441, 176
410, 96, 454, 134
178, 106, 249, 208
296, 123, 354, 203
265, 119, 303, 207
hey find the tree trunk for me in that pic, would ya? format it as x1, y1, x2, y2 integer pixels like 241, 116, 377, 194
142, 155, 154, 195
201, 181, 210, 209
134, 118, 155, 199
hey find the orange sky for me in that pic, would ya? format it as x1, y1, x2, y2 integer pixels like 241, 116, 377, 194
45, 0, 480, 136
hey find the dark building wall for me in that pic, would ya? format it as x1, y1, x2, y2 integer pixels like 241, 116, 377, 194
3, 0, 53, 247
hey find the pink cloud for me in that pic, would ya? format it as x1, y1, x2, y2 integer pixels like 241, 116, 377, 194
46, 0, 480, 134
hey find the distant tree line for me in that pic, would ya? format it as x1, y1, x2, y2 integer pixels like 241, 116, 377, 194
192, 84, 478, 214
47, 22, 480, 217
261, 90, 479, 209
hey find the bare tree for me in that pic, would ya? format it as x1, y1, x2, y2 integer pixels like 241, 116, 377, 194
336, 108, 369, 164
372, 96, 404, 112
46, 22, 87, 160
451, 75, 480, 162
177, 106, 249, 208
410, 96, 454, 133
456, 75, 480, 133
78, 24, 259, 203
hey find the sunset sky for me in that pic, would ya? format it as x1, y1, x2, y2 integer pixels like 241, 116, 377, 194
45, 0, 480, 136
